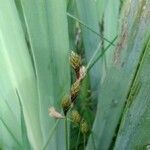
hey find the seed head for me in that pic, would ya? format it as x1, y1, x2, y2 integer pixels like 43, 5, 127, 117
80, 120, 89, 134
61, 96, 71, 115
71, 110, 81, 124
70, 51, 82, 71
71, 80, 80, 102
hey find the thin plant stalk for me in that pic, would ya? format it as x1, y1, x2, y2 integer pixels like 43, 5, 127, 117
65, 116, 69, 150
83, 134, 86, 150
67, 13, 116, 46
86, 42, 101, 70
75, 129, 81, 150
86, 36, 117, 72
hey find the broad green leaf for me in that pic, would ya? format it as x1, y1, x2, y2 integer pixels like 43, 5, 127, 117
67, 0, 77, 50
0, 0, 43, 149
15, 0, 70, 149
114, 35, 150, 149
75, 0, 103, 95
103, 0, 120, 68
86, 0, 150, 149
1, 0, 70, 149
96, 0, 120, 81
96, 0, 109, 23
45, 1, 70, 149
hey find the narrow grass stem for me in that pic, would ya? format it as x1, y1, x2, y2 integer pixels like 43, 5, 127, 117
86, 42, 101, 71
65, 116, 69, 150
75, 129, 81, 150
83, 134, 86, 150
67, 12, 116, 46
86, 36, 118, 72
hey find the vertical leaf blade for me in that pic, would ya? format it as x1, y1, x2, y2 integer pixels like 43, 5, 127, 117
86, 0, 150, 149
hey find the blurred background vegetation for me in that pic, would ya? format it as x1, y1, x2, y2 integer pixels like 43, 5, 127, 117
0, 0, 150, 150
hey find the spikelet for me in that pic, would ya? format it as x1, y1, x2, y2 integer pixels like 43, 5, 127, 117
80, 120, 89, 134
71, 110, 81, 124
71, 80, 80, 102
70, 51, 82, 78
61, 95, 71, 115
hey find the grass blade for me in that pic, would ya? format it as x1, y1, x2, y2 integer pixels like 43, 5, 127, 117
16, 0, 70, 149
75, 0, 103, 102
114, 37, 150, 150
16, 90, 31, 149
0, 0, 43, 149
67, 13, 115, 46
86, 36, 117, 72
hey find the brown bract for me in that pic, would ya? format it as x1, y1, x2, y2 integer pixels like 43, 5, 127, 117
48, 107, 65, 119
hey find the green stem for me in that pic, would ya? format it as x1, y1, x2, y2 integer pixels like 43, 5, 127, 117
83, 134, 86, 150
75, 129, 81, 150
65, 116, 69, 150
86, 36, 117, 72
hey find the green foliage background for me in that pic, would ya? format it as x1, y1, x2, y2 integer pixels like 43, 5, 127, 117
0, 0, 150, 150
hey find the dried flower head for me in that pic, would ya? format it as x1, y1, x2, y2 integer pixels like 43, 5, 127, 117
71, 80, 80, 102
80, 120, 89, 134
70, 51, 82, 72
78, 66, 86, 81
48, 107, 64, 119
61, 96, 71, 115
71, 110, 81, 124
